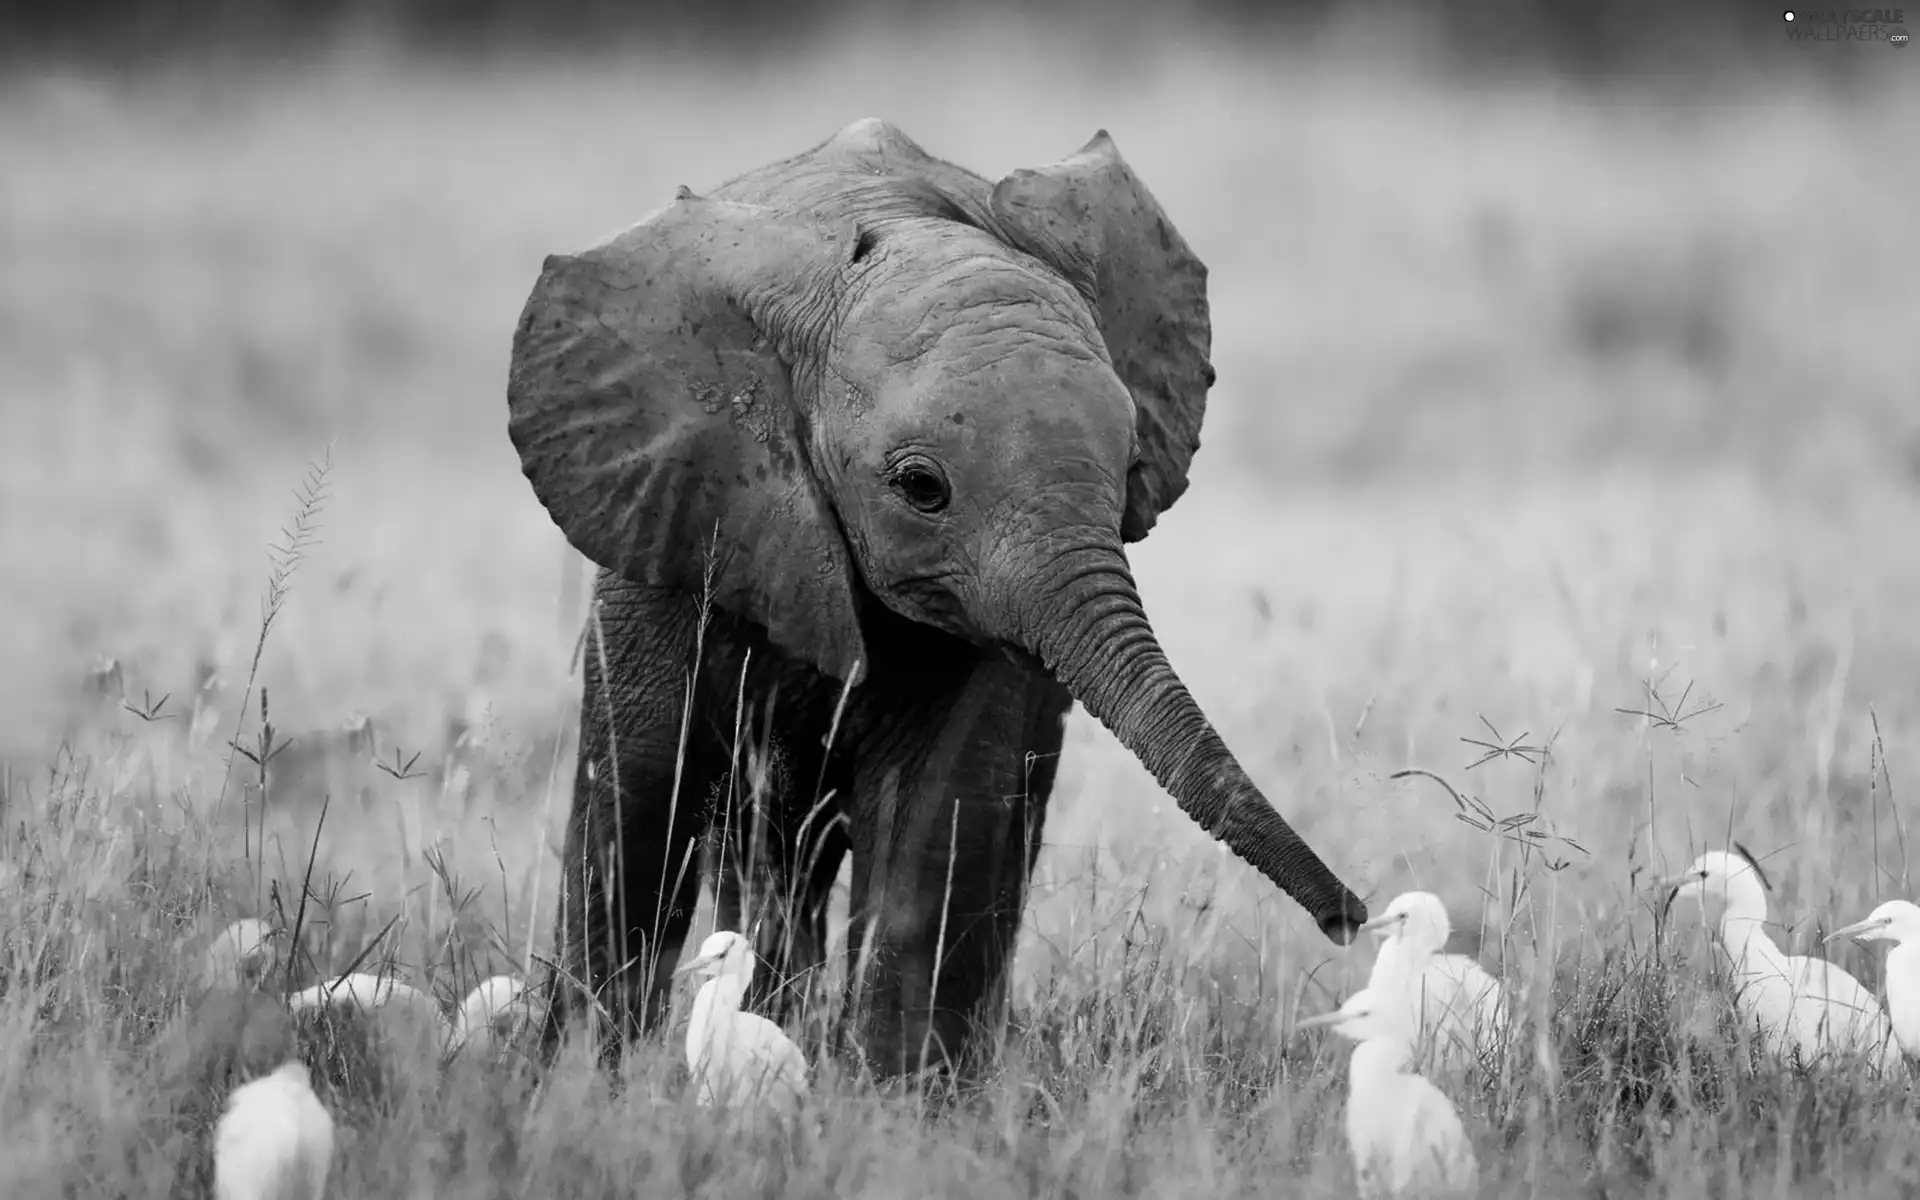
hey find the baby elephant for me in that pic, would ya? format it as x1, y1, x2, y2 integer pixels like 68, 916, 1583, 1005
507, 117, 1367, 1080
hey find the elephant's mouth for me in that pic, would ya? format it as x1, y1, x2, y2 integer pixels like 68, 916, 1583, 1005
996, 644, 1052, 675
879, 573, 990, 646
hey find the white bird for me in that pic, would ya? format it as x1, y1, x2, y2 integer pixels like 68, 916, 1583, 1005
212, 1059, 335, 1200
447, 974, 533, 1054
1661, 847, 1897, 1071
676, 931, 808, 1115
286, 971, 436, 1017
204, 919, 282, 990
286, 971, 447, 1055
1825, 899, 1920, 1060
1299, 986, 1479, 1198
1361, 892, 1509, 1071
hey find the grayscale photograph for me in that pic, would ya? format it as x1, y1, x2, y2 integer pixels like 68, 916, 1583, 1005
0, 0, 1915, 1195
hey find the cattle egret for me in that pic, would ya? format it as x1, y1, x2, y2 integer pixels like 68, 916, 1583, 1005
1362, 892, 1509, 1071
287, 972, 437, 1018
1299, 987, 1478, 1198
204, 920, 282, 990
212, 1059, 335, 1200
287, 972, 448, 1055
1661, 848, 1896, 1070
676, 931, 808, 1114
1825, 899, 1920, 1059
448, 974, 533, 1054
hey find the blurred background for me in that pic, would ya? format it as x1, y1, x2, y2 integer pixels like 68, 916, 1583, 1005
2, 0, 1916, 992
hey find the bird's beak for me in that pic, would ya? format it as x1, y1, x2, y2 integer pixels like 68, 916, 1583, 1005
1295, 1009, 1348, 1031
1357, 914, 1401, 937
1651, 875, 1694, 921
673, 951, 720, 977
1823, 918, 1887, 944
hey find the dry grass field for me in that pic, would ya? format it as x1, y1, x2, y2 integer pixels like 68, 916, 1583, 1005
2, 21, 1919, 1198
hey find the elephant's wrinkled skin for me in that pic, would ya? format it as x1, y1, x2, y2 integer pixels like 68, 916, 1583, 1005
508, 118, 1368, 1079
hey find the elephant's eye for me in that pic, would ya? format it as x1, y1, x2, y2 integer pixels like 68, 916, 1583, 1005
889, 457, 951, 514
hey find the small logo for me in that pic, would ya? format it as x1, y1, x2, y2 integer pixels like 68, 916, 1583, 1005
1786, 6, 1910, 44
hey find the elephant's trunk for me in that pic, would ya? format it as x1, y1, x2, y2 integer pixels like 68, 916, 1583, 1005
1009, 545, 1367, 943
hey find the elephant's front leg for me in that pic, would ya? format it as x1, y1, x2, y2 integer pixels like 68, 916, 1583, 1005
846, 656, 1072, 1080
695, 640, 857, 1029
708, 738, 852, 1028
542, 576, 721, 1065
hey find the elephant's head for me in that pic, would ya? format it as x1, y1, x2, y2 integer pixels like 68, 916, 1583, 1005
507, 119, 1367, 943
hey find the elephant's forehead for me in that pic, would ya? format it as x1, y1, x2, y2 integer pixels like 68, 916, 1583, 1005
841, 250, 1103, 368
829, 330, 1124, 433
902, 342, 1119, 415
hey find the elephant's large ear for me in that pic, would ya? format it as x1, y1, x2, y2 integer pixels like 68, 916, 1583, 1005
988, 132, 1213, 543
508, 194, 870, 684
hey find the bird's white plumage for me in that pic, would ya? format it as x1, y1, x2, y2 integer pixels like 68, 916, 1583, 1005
287, 968, 539, 1057
448, 974, 533, 1053
213, 1059, 334, 1200
286, 971, 448, 1057
678, 931, 808, 1115
1300, 986, 1478, 1198
1362, 892, 1509, 1072
286, 972, 437, 1018
204, 920, 280, 990
1664, 849, 1896, 1071
1825, 898, 1920, 1060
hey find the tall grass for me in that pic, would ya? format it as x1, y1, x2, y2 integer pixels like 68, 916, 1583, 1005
3, 454, 1919, 1198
